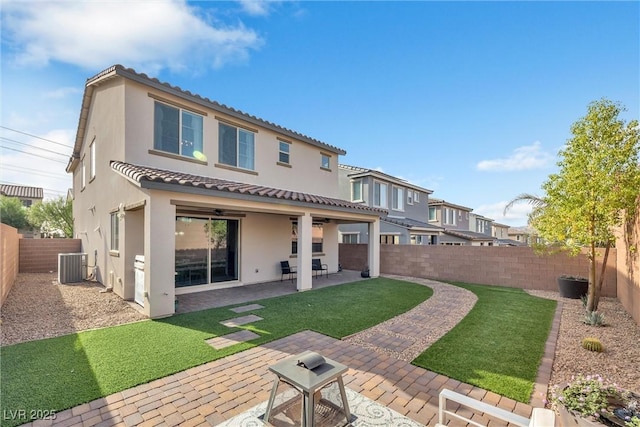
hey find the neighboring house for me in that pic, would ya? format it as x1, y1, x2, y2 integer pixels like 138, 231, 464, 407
66, 64, 384, 318
493, 222, 524, 246
0, 184, 43, 238
337, 164, 442, 245
0, 184, 43, 207
465, 212, 498, 246
427, 198, 496, 246
508, 226, 541, 246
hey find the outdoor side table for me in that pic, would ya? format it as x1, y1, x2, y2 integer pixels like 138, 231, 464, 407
263, 351, 351, 427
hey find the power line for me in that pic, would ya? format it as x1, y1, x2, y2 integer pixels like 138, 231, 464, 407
0, 136, 69, 158
0, 146, 68, 164
2, 165, 70, 180
0, 125, 73, 149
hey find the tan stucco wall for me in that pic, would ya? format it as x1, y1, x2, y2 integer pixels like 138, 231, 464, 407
123, 79, 341, 198
340, 244, 618, 297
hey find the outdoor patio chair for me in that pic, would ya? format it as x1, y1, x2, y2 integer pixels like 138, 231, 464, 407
280, 261, 296, 282
311, 258, 328, 278
435, 389, 555, 427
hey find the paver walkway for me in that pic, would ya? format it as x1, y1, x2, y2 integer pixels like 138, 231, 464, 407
19, 274, 561, 427
344, 275, 478, 361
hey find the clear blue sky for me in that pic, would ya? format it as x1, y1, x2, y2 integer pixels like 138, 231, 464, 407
1, 0, 638, 226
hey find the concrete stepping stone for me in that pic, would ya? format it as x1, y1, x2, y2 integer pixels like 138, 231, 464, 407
220, 314, 263, 327
206, 330, 261, 350
230, 303, 264, 313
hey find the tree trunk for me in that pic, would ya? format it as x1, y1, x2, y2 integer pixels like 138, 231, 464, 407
587, 242, 597, 312
594, 243, 611, 312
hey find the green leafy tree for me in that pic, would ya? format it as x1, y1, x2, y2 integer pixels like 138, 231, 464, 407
28, 196, 73, 238
532, 99, 640, 311
0, 196, 30, 229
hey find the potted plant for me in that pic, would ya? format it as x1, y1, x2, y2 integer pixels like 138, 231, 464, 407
549, 375, 640, 427
557, 274, 589, 299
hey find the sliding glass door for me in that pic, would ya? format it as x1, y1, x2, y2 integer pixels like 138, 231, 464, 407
175, 216, 239, 287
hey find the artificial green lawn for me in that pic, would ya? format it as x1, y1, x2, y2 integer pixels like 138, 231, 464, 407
412, 282, 557, 403
0, 278, 431, 427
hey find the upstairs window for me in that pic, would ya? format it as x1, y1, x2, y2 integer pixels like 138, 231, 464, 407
444, 208, 457, 225
373, 181, 387, 208
321, 153, 331, 170
392, 186, 404, 211
407, 190, 413, 205
351, 179, 363, 202
428, 206, 437, 221
154, 102, 203, 159
414, 191, 420, 203
219, 123, 255, 170
278, 140, 291, 164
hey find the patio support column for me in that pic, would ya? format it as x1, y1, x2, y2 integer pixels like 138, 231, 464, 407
296, 213, 313, 291
368, 219, 380, 278
145, 194, 176, 318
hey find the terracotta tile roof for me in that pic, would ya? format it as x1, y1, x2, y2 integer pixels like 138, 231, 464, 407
0, 185, 44, 199
338, 164, 434, 194
443, 229, 496, 241
382, 217, 444, 231
83, 65, 345, 156
111, 161, 385, 215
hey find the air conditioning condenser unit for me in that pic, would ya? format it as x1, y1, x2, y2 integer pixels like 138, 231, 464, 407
58, 253, 88, 284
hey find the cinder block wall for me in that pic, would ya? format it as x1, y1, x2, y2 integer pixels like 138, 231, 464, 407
339, 244, 617, 297
1, 224, 20, 306
19, 239, 82, 273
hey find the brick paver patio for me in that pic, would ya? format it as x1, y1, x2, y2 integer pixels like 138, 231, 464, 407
18, 273, 561, 427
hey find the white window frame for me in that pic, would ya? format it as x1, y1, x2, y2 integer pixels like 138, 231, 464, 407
219, 122, 255, 170
89, 139, 96, 180
341, 233, 359, 244
110, 212, 120, 253
428, 206, 437, 222
278, 140, 291, 165
414, 191, 420, 203
321, 153, 331, 170
392, 186, 404, 211
407, 190, 413, 205
444, 208, 457, 225
373, 181, 388, 208
351, 179, 363, 202
81, 157, 86, 189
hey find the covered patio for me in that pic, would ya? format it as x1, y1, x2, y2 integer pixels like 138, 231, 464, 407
174, 269, 367, 314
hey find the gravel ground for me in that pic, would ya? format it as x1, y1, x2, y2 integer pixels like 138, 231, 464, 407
2, 273, 638, 396
528, 290, 640, 393
0, 273, 147, 346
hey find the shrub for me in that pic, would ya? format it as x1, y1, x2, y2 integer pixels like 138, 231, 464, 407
584, 310, 606, 326
549, 374, 618, 418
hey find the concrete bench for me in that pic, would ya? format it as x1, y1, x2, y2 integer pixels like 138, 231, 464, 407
435, 389, 555, 427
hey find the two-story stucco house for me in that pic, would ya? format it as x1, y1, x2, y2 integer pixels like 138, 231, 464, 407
493, 222, 524, 246
428, 198, 494, 245
66, 65, 383, 318
337, 164, 442, 245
